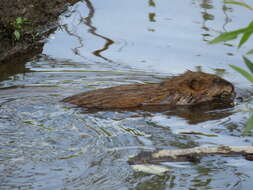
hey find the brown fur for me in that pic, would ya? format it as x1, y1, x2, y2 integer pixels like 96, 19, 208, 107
62, 71, 235, 110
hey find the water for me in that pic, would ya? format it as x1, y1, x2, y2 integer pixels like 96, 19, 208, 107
1, 0, 253, 189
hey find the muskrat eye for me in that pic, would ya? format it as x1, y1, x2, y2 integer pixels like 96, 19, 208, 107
189, 79, 202, 90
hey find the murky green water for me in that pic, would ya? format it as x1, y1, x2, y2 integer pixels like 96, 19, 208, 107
1, 0, 253, 189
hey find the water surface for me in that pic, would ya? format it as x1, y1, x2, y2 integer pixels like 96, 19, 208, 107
1, 0, 253, 189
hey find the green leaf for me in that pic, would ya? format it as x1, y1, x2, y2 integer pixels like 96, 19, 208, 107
248, 20, 253, 28
238, 21, 253, 48
224, 0, 253, 11
209, 28, 247, 44
247, 49, 253, 54
229, 64, 253, 83
242, 114, 253, 136
16, 17, 22, 24
238, 30, 253, 48
14, 30, 20, 40
243, 56, 253, 74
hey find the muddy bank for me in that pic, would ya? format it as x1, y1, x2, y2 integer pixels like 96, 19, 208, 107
0, 0, 80, 64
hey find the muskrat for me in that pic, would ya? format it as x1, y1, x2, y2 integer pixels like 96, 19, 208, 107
62, 71, 235, 110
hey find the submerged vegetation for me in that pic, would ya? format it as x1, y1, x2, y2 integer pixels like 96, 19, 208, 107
210, 0, 253, 135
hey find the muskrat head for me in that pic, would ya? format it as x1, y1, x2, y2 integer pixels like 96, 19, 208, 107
184, 71, 235, 104
162, 71, 235, 105
204, 77, 235, 101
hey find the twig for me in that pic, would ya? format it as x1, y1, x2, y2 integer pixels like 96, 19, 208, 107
128, 146, 253, 164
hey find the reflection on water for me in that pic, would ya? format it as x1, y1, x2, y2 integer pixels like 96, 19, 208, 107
196, 0, 233, 43
200, 0, 214, 41
148, 0, 156, 22
131, 158, 250, 190
1, 0, 253, 190
222, 4, 232, 31
42, 0, 249, 74
148, 13, 156, 23
82, 0, 114, 62
149, 0, 156, 7
61, 0, 115, 62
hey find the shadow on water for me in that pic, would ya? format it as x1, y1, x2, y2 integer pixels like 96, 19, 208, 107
0, 43, 43, 82
164, 106, 234, 124
80, 103, 234, 125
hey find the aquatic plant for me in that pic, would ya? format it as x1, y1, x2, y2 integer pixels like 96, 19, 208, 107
229, 56, 253, 83
209, 1, 253, 51
209, 0, 253, 135
209, 1, 253, 84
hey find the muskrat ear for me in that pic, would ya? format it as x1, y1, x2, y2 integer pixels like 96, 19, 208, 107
184, 70, 194, 75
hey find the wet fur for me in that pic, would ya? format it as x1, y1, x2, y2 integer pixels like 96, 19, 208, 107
62, 71, 235, 110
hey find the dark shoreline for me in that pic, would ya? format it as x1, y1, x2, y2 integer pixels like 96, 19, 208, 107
0, 0, 80, 64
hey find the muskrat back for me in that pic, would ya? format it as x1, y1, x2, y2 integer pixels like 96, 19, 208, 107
62, 71, 235, 110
